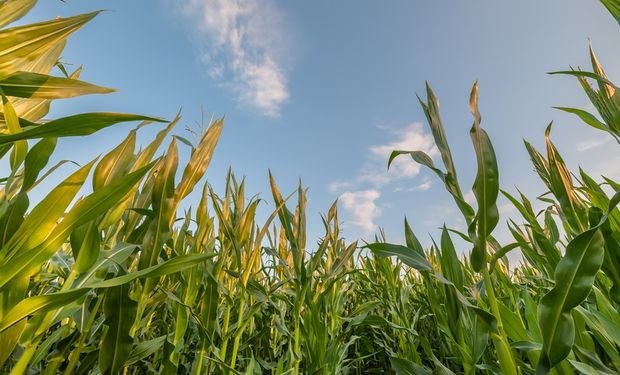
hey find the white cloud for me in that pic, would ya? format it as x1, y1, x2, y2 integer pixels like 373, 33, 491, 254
328, 180, 353, 193
414, 177, 432, 191
328, 124, 436, 236
339, 190, 382, 235
392, 177, 432, 193
498, 202, 515, 215
590, 154, 620, 181
463, 190, 476, 206
576, 135, 611, 152
422, 204, 459, 228
327, 122, 437, 221
178, 0, 291, 116
358, 123, 438, 186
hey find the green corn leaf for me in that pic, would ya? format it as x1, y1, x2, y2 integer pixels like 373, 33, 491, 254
404, 217, 425, 257
269, 171, 302, 276
93, 129, 136, 191
126, 335, 167, 365
21, 137, 56, 192
348, 313, 417, 334
0, 71, 113, 99
69, 222, 101, 275
99, 280, 137, 375
0, 253, 212, 333
0, 159, 96, 262
420, 83, 459, 186
0, 288, 89, 334
0, 0, 37, 28
469, 82, 499, 272
433, 273, 498, 333
524, 140, 550, 186
140, 139, 178, 271
544, 124, 587, 233
600, 0, 620, 25
0, 112, 163, 145
0, 275, 28, 368
0, 11, 99, 76
73, 243, 138, 288
1, 92, 27, 171
89, 254, 213, 289
389, 150, 442, 177
497, 302, 530, 343
99, 118, 178, 230
0, 192, 28, 248
553, 107, 609, 131
488, 243, 520, 272
0, 163, 153, 289
175, 117, 224, 202
390, 357, 432, 375
537, 227, 605, 373
364, 242, 433, 272
198, 269, 219, 346
440, 226, 464, 292
548, 70, 617, 88
389, 150, 474, 222
570, 360, 616, 375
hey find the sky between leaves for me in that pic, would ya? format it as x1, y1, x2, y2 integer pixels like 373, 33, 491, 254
18, 0, 620, 258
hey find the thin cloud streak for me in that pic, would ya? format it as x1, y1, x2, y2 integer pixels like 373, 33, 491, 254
576, 135, 611, 152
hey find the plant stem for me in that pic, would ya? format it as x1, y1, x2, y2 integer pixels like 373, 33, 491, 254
482, 267, 517, 375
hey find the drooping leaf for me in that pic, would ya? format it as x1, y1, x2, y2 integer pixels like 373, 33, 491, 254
365, 242, 433, 272
553, 107, 609, 131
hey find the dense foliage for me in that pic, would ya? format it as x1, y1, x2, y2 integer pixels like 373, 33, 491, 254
1, 0, 620, 374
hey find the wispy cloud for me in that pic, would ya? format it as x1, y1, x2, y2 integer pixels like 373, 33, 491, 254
326, 124, 437, 193
339, 190, 382, 234
576, 135, 611, 152
177, 0, 292, 116
498, 202, 515, 215
331, 123, 436, 235
393, 177, 432, 193
358, 123, 438, 186
413, 177, 432, 191
328, 180, 353, 193
464, 190, 476, 206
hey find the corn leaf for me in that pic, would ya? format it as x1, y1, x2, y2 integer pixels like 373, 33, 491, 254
469, 82, 499, 272
537, 227, 605, 373
99, 280, 137, 375
0, 71, 113, 99
0, 112, 163, 145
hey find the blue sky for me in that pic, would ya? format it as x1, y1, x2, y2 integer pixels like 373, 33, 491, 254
20, 1, 620, 255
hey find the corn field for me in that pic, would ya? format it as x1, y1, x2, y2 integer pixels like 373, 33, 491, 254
1, 0, 620, 374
